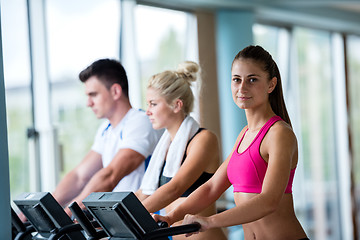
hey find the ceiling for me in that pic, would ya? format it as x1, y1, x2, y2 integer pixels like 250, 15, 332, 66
137, 0, 360, 34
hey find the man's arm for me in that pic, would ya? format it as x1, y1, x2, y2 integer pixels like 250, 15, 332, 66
52, 150, 103, 207
70, 148, 145, 209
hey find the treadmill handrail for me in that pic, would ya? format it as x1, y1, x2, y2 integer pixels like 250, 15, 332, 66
14, 225, 36, 240
47, 223, 83, 240
144, 223, 201, 240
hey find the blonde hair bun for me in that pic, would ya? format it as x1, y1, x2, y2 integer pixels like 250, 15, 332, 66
176, 61, 199, 83
148, 61, 201, 115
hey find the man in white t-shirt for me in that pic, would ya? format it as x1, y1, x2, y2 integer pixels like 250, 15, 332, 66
51, 59, 162, 213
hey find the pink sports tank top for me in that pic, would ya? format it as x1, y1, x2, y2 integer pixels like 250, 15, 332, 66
227, 116, 296, 193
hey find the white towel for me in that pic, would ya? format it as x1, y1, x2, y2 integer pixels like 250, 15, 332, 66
140, 115, 200, 195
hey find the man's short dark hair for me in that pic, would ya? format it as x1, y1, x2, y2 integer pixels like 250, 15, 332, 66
79, 59, 129, 98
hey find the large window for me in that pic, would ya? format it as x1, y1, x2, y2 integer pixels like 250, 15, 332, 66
1, 0, 32, 199
46, 0, 121, 176
294, 27, 341, 240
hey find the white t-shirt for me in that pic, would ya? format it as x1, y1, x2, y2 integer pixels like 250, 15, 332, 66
91, 108, 162, 192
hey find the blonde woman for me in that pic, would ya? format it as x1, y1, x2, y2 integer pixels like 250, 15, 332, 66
135, 61, 226, 240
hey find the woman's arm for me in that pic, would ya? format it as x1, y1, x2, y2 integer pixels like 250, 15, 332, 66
163, 157, 232, 225
142, 130, 221, 213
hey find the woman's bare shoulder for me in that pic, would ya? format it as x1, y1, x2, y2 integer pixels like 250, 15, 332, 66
266, 120, 297, 149
190, 128, 219, 147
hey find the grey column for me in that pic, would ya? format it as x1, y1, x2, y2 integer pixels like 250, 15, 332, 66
0, 3, 12, 238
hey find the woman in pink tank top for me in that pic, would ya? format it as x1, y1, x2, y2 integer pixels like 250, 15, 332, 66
154, 45, 309, 240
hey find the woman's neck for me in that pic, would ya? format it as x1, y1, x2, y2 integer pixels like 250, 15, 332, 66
167, 114, 186, 141
245, 107, 275, 132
